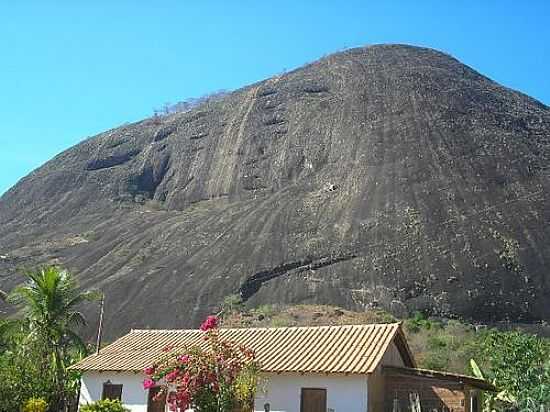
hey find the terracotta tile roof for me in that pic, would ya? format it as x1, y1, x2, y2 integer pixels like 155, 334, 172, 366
71, 323, 414, 375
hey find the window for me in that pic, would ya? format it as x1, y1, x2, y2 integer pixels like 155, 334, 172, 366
102, 381, 123, 401
300, 388, 327, 412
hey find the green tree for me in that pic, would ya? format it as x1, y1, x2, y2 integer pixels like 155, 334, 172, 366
473, 329, 550, 411
1, 266, 100, 411
0, 319, 55, 411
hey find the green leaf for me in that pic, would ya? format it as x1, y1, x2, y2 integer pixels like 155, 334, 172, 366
469, 358, 484, 379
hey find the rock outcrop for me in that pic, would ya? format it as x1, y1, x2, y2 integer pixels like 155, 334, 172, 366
1, 45, 549, 339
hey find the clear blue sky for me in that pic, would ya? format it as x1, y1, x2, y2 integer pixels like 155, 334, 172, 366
1, 1, 549, 196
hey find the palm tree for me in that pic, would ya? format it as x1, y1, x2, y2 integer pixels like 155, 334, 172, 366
5, 266, 100, 410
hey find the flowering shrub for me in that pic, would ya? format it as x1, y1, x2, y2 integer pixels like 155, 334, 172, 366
200, 315, 219, 332
143, 315, 260, 412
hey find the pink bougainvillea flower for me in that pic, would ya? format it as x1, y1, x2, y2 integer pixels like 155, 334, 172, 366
199, 315, 218, 331
177, 354, 189, 363
143, 378, 155, 389
166, 370, 179, 382
142, 316, 259, 412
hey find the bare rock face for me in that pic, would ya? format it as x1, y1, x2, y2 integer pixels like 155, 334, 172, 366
1, 45, 549, 339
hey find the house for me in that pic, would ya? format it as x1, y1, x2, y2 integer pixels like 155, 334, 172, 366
70, 323, 495, 412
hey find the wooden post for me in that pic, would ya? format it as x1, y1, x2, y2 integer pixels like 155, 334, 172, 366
409, 392, 421, 412
96, 293, 105, 354
392, 397, 400, 412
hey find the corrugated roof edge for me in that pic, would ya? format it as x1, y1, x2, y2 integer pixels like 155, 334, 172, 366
392, 322, 417, 369
128, 322, 401, 333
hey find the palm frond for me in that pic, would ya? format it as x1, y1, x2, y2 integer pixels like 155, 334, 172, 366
469, 358, 485, 380
67, 311, 87, 327
65, 291, 100, 311
0, 318, 27, 340
7, 266, 97, 358
64, 329, 88, 356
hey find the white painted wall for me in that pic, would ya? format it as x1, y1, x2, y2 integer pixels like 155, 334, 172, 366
79, 371, 149, 412
80, 371, 369, 412
254, 372, 368, 412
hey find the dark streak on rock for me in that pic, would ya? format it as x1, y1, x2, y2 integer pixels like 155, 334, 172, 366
239, 252, 358, 301
85, 149, 141, 171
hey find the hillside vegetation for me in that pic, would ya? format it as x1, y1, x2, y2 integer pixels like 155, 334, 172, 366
221, 301, 549, 373
221, 302, 479, 374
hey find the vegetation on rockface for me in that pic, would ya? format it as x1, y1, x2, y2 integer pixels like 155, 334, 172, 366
143, 315, 261, 412
153, 90, 230, 117
0, 267, 100, 412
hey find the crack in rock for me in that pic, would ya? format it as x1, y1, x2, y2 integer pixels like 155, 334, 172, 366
239, 251, 358, 301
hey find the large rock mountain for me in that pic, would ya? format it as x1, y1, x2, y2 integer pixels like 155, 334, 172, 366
1, 45, 549, 339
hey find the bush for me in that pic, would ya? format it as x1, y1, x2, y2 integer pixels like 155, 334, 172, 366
474, 329, 550, 410
222, 294, 244, 315
0, 340, 57, 412
270, 317, 294, 327
404, 317, 479, 374
255, 304, 277, 318
404, 311, 439, 333
80, 399, 130, 412
22, 398, 48, 412
422, 351, 449, 371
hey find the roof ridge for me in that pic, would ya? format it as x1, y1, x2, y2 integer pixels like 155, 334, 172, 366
130, 322, 401, 334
